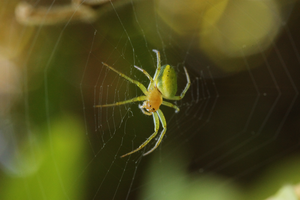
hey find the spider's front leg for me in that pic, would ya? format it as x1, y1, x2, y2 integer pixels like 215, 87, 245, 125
143, 109, 167, 156
120, 112, 160, 158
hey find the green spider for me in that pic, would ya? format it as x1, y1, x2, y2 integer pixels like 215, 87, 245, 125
96, 49, 190, 158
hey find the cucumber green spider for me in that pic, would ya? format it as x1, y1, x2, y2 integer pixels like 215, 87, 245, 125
96, 50, 190, 158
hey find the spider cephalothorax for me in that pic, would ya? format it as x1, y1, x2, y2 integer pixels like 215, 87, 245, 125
140, 87, 163, 113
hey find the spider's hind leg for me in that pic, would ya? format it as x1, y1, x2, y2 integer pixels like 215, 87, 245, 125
102, 62, 148, 95
152, 49, 162, 82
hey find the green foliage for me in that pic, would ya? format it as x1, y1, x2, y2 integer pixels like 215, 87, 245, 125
0, 116, 86, 200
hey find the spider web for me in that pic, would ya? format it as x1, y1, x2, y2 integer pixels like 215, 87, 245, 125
0, 0, 300, 200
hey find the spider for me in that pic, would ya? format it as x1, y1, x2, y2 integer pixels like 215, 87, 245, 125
96, 49, 190, 158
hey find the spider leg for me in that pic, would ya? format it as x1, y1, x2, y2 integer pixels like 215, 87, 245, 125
151, 49, 162, 84
120, 112, 160, 158
95, 96, 147, 108
134, 65, 155, 91
161, 101, 180, 113
102, 62, 148, 95
139, 104, 152, 116
166, 67, 191, 100
143, 109, 166, 156
134, 65, 153, 82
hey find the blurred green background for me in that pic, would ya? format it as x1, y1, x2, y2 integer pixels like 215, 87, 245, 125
0, 0, 300, 200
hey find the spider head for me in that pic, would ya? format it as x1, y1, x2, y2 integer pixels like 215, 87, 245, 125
142, 88, 163, 113
143, 88, 163, 112
142, 101, 159, 112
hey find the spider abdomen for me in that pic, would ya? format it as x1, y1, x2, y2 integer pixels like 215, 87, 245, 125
157, 65, 177, 98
